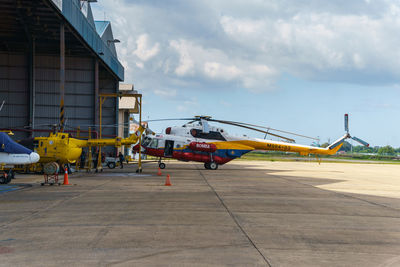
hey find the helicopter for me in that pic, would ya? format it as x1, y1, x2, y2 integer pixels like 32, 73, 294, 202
134, 114, 369, 170
0, 132, 40, 184
18, 125, 146, 167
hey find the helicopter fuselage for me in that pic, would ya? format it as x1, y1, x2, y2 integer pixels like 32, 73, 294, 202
136, 122, 344, 170
134, 124, 341, 171
34, 133, 84, 164
26, 126, 146, 165
140, 134, 252, 165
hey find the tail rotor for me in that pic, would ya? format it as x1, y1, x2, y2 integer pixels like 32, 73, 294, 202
344, 113, 349, 133
344, 114, 369, 147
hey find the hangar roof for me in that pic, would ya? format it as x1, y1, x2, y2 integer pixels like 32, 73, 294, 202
0, 0, 124, 81
94, 21, 110, 36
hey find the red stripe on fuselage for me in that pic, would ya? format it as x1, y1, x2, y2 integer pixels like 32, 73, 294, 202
173, 151, 232, 164
142, 147, 233, 165
144, 147, 165, 157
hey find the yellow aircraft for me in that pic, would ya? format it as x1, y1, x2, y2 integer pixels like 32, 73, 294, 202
21, 125, 146, 165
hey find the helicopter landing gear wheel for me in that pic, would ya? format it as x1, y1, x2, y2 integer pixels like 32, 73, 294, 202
204, 163, 210, 169
209, 162, 218, 170
107, 162, 116, 169
0, 173, 9, 184
159, 162, 166, 169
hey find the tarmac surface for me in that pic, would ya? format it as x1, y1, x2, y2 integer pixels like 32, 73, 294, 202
1, 161, 400, 266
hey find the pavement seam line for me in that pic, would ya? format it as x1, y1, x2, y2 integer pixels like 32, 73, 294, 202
196, 166, 272, 267
108, 244, 251, 266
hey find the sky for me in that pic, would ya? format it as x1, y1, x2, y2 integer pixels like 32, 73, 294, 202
92, 0, 400, 147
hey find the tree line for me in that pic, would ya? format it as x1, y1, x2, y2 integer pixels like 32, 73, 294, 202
319, 141, 400, 156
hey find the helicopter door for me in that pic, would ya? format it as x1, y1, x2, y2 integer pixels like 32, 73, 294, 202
164, 140, 174, 157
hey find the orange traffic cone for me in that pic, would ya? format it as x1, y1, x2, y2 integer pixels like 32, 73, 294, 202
165, 174, 172, 186
63, 167, 70, 185
157, 167, 162, 176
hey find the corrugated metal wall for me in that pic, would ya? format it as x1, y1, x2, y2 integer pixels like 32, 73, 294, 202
99, 69, 118, 137
0, 51, 118, 139
35, 55, 95, 128
0, 52, 29, 130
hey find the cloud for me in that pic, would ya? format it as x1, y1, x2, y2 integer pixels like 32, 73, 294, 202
167, 39, 278, 90
93, 0, 400, 94
133, 34, 160, 61
203, 62, 242, 80
154, 89, 177, 99
177, 98, 199, 112
169, 39, 195, 76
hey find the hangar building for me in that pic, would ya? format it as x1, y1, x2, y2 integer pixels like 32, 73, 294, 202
0, 0, 126, 140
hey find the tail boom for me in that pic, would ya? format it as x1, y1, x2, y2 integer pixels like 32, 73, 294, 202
218, 138, 343, 157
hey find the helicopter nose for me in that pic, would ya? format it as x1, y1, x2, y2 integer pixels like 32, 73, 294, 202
29, 152, 40, 163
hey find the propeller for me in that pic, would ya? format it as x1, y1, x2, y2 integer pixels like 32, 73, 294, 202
344, 113, 369, 147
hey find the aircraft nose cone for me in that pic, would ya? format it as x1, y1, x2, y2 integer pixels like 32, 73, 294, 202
29, 152, 40, 163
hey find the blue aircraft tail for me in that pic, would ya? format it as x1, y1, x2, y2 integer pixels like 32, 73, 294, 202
0, 132, 33, 154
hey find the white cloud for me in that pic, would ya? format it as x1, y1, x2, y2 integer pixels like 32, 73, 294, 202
135, 62, 144, 69
168, 38, 277, 90
219, 9, 400, 81
93, 0, 400, 93
203, 62, 242, 80
133, 34, 160, 61
169, 40, 195, 76
220, 16, 264, 35
177, 98, 199, 112
154, 89, 177, 98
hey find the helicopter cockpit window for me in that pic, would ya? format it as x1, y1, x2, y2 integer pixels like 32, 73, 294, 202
149, 139, 159, 148
191, 129, 226, 141
142, 137, 152, 147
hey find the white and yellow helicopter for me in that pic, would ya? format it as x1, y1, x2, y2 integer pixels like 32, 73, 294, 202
134, 114, 368, 170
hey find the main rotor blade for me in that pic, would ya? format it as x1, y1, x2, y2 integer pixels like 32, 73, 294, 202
145, 118, 195, 122
208, 119, 318, 141
207, 119, 295, 143
351, 136, 369, 147
143, 116, 313, 143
